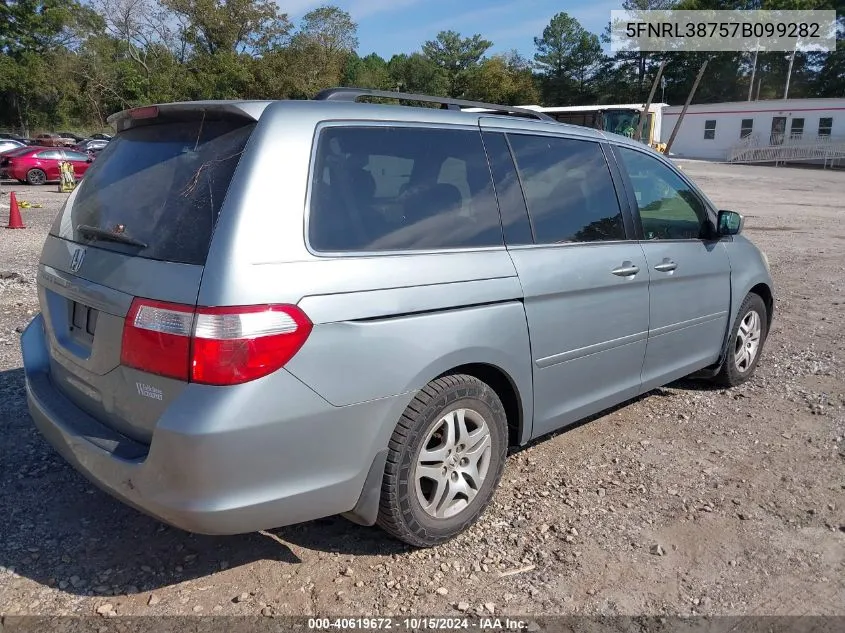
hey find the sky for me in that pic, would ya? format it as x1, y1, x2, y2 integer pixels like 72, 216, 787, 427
283, 0, 621, 59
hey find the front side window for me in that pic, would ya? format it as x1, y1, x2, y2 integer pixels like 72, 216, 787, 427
704, 120, 717, 140
308, 126, 503, 252
507, 134, 625, 244
616, 146, 709, 241
35, 150, 63, 159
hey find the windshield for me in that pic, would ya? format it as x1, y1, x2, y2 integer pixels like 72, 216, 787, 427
50, 117, 255, 265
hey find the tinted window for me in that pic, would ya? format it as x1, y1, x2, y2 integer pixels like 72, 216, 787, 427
790, 118, 804, 138
507, 134, 625, 244
616, 146, 709, 241
740, 119, 753, 138
481, 132, 533, 245
704, 120, 716, 140
309, 126, 502, 252
51, 118, 255, 265
36, 150, 63, 159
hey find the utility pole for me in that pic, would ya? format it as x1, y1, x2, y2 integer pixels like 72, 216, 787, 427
748, 42, 760, 101
635, 60, 667, 143
784, 46, 797, 99
664, 59, 709, 155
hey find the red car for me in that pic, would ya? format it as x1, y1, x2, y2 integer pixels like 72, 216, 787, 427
1, 146, 93, 185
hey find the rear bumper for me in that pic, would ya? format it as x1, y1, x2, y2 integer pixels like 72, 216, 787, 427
22, 314, 410, 535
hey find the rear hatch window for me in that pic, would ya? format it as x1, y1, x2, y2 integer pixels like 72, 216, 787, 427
50, 117, 255, 265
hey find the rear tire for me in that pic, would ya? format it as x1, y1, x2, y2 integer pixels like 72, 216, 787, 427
377, 374, 508, 548
714, 293, 768, 387
26, 169, 46, 185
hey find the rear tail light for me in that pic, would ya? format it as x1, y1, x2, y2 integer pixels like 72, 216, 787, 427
120, 300, 312, 385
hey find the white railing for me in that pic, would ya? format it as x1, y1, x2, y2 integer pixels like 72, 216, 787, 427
727, 133, 845, 168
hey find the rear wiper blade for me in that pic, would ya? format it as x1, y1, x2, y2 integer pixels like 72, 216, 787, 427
76, 224, 148, 248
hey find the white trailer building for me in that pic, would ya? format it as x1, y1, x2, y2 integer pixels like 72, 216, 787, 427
659, 98, 845, 163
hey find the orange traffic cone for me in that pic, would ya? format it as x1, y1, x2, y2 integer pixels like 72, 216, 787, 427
6, 191, 25, 229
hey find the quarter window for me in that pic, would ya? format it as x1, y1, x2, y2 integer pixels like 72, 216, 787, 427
704, 120, 717, 140
616, 146, 709, 241
308, 127, 503, 252
818, 117, 833, 137
740, 118, 754, 138
507, 134, 625, 244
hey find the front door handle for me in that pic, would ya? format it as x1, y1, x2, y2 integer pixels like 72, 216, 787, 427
611, 261, 640, 277
654, 259, 678, 272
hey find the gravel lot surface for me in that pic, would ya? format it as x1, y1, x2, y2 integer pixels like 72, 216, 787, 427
0, 162, 843, 619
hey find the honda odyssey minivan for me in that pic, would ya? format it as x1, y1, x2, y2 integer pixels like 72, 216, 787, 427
22, 88, 774, 547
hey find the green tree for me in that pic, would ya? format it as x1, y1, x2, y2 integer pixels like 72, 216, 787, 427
534, 12, 603, 105
344, 52, 392, 89
465, 51, 540, 105
422, 30, 492, 97
160, 0, 291, 55
290, 5, 358, 95
388, 52, 449, 95
0, 0, 101, 133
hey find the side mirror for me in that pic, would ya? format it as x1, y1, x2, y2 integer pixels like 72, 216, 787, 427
717, 210, 744, 236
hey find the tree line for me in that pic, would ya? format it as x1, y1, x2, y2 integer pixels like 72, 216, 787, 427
0, 0, 842, 134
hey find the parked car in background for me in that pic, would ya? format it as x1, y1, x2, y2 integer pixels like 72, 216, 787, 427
33, 133, 65, 147
57, 131, 86, 145
1, 146, 92, 184
0, 132, 27, 143
89, 133, 113, 140
0, 139, 26, 155
73, 138, 109, 153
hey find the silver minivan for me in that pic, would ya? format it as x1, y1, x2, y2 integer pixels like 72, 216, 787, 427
21, 89, 774, 547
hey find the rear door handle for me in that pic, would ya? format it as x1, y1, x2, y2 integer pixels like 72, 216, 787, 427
611, 261, 640, 277
654, 259, 678, 272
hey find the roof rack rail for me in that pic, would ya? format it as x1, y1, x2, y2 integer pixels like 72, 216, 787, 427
313, 87, 555, 122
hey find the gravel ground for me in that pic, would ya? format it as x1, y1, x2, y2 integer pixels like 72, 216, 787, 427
0, 162, 843, 619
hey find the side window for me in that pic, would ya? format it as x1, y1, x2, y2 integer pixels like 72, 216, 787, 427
790, 117, 804, 139
308, 126, 503, 252
480, 131, 533, 245
740, 119, 754, 139
616, 146, 709, 241
63, 151, 89, 161
818, 117, 833, 137
704, 120, 716, 140
35, 150, 62, 159
507, 134, 626, 244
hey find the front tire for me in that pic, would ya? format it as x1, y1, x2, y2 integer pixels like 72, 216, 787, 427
377, 374, 508, 548
714, 293, 768, 387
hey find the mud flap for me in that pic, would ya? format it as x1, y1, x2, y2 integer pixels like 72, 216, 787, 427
341, 449, 388, 526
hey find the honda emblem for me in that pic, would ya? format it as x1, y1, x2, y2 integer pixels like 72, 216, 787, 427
70, 247, 86, 273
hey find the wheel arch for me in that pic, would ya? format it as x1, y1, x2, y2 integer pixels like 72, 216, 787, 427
748, 282, 774, 331
434, 362, 527, 449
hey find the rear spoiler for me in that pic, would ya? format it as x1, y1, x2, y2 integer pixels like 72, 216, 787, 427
108, 101, 272, 133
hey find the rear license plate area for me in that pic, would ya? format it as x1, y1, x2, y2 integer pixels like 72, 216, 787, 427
70, 301, 99, 339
